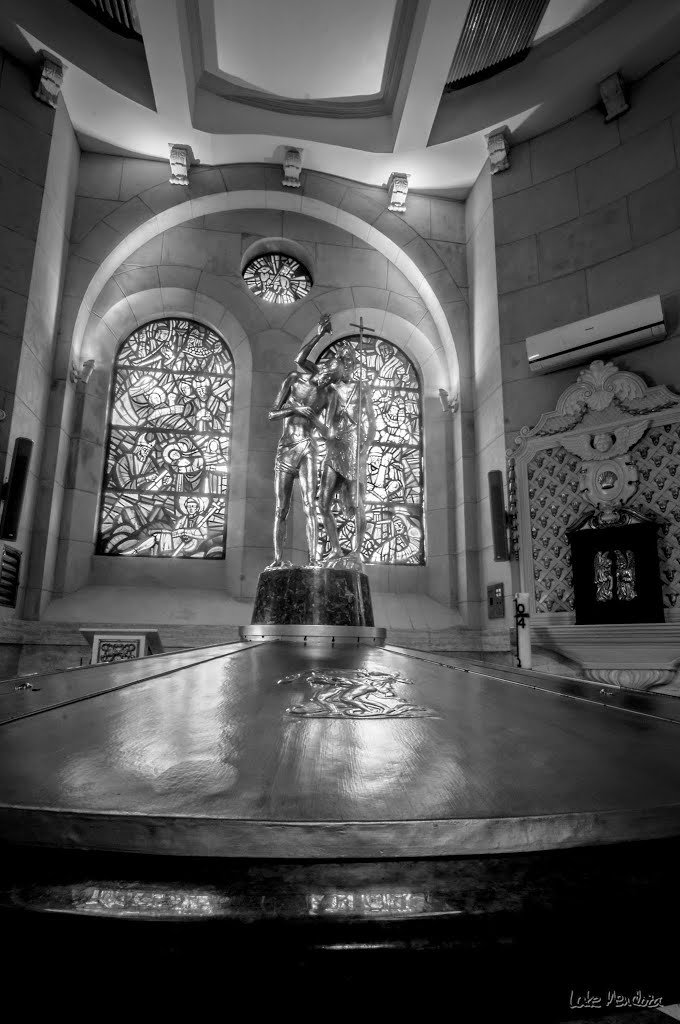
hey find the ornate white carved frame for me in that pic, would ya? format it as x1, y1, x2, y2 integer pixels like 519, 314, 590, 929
508, 361, 680, 622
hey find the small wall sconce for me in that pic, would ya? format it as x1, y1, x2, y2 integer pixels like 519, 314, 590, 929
70, 359, 95, 385
282, 147, 303, 188
387, 172, 410, 213
439, 388, 459, 414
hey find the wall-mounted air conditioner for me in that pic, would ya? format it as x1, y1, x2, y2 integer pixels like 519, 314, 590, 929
526, 295, 666, 375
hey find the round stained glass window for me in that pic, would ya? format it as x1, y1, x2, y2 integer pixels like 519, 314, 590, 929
242, 253, 312, 304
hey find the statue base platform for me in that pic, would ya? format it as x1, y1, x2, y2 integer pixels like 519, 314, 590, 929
251, 565, 374, 627
239, 623, 386, 644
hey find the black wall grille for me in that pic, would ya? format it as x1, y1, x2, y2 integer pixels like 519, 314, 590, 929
445, 0, 550, 92
0, 545, 21, 609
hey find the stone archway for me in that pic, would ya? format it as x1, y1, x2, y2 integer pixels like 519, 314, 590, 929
72, 192, 462, 393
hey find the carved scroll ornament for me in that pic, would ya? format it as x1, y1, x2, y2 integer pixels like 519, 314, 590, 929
512, 360, 680, 451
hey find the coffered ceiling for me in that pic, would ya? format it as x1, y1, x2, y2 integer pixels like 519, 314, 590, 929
205, 0, 397, 100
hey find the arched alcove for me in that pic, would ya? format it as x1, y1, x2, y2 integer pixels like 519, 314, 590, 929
40, 186, 475, 624
54, 287, 254, 598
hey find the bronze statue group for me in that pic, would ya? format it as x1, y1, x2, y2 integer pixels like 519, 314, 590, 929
268, 315, 377, 570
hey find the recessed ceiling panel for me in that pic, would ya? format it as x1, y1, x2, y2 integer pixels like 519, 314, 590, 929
208, 0, 397, 99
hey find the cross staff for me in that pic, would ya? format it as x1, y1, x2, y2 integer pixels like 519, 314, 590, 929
349, 316, 375, 498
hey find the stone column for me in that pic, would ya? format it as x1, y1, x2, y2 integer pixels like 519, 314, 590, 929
465, 162, 514, 634
0, 50, 79, 619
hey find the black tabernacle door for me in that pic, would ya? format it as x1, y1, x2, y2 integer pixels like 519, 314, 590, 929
568, 515, 664, 625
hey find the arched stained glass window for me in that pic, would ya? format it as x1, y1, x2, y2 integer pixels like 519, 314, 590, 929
96, 318, 233, 558
318, 336, 425, 564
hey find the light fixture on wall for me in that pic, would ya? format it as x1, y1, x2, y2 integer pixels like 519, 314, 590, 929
70, 359, 95, 385
438, 388, 459, 414
387, 172, 410, 213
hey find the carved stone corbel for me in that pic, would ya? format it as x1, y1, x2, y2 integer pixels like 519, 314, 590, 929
282, 147, 302, 188
168, 144, 193, 186
599, 71, 629, 122
34, 50, 64, 108
485, 126, 510, 174
387, 172, 409, 213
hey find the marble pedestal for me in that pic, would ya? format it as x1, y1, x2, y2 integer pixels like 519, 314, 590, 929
251, 566, 374, 627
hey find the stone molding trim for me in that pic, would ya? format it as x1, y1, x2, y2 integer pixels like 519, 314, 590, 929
508, 361, 680, 617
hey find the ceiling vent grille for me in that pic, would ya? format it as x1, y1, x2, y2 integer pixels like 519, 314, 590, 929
0, 545, 21, 609
445, 0, 550, 92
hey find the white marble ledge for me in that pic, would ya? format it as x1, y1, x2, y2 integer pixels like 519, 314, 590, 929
532, 623, 680, 692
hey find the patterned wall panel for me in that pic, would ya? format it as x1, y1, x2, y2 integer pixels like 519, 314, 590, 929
527, 447, 587, 612
630, 422, 680, 609
510, 361, 680, 619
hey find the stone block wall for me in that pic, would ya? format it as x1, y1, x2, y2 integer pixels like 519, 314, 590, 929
492, 51, 680, 453
0, 52, 52, 445
0, 49, 79, 620
457, 49, 680, 641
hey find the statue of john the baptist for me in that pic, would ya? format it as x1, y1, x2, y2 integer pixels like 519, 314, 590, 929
267, 315, 376, 570
267, 315, 338, 568
295, 326, 376, 568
